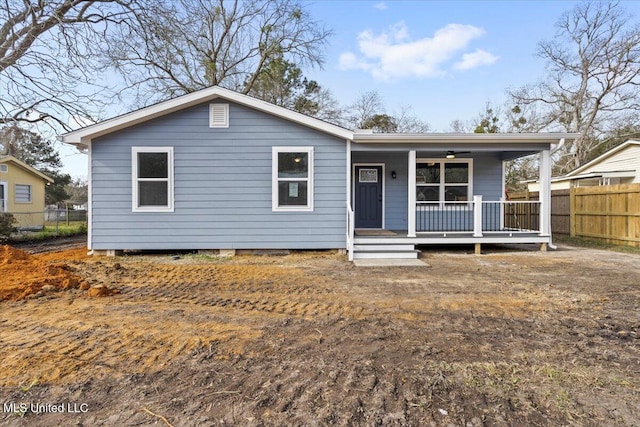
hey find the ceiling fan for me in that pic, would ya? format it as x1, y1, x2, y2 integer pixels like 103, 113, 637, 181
445, 150, 470, 159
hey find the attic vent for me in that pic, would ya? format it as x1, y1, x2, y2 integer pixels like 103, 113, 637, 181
209, 103, 229, 128
0, 164, 7, 173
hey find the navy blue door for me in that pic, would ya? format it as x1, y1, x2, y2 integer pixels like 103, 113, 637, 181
355, 166, 383, 228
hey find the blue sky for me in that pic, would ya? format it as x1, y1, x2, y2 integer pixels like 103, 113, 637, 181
59, 0, 640, 177
305, 0, 588, 130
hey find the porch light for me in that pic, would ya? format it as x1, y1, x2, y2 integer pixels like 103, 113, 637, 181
391, 170, 397, 179
293, 156, 302, 163
446, 151, 456, 159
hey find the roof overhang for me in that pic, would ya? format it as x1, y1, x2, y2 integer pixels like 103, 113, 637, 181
352, 132, 579, 144
566, 140, 640, 177
60, 86, 353, 148
0, 156, 54, 183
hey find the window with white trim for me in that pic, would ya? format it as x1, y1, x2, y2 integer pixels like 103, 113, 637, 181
416, 159, 472, 205
272, 147, 314, 211
132, 147, 174, 212
0, 164, 8, 173
15, 184, 32, 203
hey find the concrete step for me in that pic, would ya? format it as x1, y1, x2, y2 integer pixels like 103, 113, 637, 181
353, 250, 420, 260
353, 244, 416, 251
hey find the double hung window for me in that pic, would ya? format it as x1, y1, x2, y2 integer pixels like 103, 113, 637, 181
132, 147, 174, 212
272, 147, 314, 211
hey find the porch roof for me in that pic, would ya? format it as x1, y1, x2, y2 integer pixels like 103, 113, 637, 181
352, 132, 579, 144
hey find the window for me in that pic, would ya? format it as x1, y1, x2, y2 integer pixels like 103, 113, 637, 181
132, 147, 174, 212
272, 147, 314, 211
209, 103, 229, 128
0, 164, 7, 173
15, 184, 32, 203
416, 159, 472, 205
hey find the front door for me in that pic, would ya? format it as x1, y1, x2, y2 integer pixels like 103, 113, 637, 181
355, 166, 383, 228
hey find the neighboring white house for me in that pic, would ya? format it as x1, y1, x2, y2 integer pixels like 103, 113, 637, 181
526, 140, 640, 192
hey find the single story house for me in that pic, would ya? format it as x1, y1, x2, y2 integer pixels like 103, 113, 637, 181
0, 155, 54, 229
61, 86, 578, 260
526, 140, 640, 192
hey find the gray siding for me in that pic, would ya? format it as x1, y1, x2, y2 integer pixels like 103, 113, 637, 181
91, 101, 347, 250
353, 151, 503, 231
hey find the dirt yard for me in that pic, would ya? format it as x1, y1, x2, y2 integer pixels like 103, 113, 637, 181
0, 243, 639, 426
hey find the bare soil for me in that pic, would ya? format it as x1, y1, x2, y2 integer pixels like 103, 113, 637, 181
0, 244, 639, 426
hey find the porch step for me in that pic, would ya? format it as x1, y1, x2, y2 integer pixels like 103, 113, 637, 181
353, 250, 420, 260
353, 244, 416, 251
352, 242, 420, 260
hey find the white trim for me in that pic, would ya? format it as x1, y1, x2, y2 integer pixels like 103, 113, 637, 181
539, 149, 552, 237
61, 86, 353, 147
132, 147, 175, 212
0, 181, 7, 212
14, 184, 32, 203
415, 158, 473, 207
272, 146, 314, 212
87, 143, 93, 250
209, 103, 229, 128
352, 163, 385, 229
353, 132, 579, 144
408, 150, 416, 237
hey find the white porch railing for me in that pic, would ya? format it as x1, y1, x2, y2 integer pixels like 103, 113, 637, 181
347, 202, 355, 261
415, 196, 541, 235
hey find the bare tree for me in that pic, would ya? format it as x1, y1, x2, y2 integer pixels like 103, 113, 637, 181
104, 0, 332, 106
0, 0, 134, 131
347, 90, 430, 132
509, 1, 640, 172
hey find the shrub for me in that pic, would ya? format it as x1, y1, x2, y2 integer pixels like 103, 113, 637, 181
0, 212, 16, 241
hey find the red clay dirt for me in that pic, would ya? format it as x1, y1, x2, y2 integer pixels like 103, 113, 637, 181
0, 244, 639, 426
0, 246, 88, 301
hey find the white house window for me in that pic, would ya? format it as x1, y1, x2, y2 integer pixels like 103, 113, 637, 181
15, 184, 32, 203
209, 103, 229, 128
132, 147, 174, 212
416, 159, 472, 205
0, 164, 8, 173
272, 146, 314, 211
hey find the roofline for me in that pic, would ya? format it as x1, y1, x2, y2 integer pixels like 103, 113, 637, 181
60, 86, 353, 147
0, 155, 55, 183
352, 132, 580, 144
566, 140, 640, 177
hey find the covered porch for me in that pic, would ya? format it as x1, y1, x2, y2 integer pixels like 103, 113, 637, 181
345, 132, 571, 260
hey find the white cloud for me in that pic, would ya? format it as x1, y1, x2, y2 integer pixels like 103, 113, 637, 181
454, 49, 499, 70
338, 22, 497, 80
373, 2, 387, 10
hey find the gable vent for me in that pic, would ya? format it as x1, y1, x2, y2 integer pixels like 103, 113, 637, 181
209, 103, 229, 128
0, 164, 7, 173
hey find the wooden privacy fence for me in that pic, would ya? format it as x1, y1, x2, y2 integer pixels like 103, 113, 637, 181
510, 184, 640, 248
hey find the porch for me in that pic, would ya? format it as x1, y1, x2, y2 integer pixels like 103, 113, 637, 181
345, 133, 562, 261
348, 198, 547, 259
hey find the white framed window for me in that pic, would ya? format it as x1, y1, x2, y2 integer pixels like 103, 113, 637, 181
132, 147, 174, 212
0, 164, 8, 173
416, 159, 473, 207
209, 103, 229, 128
15, 184, 32, 203
272, 146, 314, 212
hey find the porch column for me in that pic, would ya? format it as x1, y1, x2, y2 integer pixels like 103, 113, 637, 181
539, 148, 551, 236
408, 150, 416, 237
